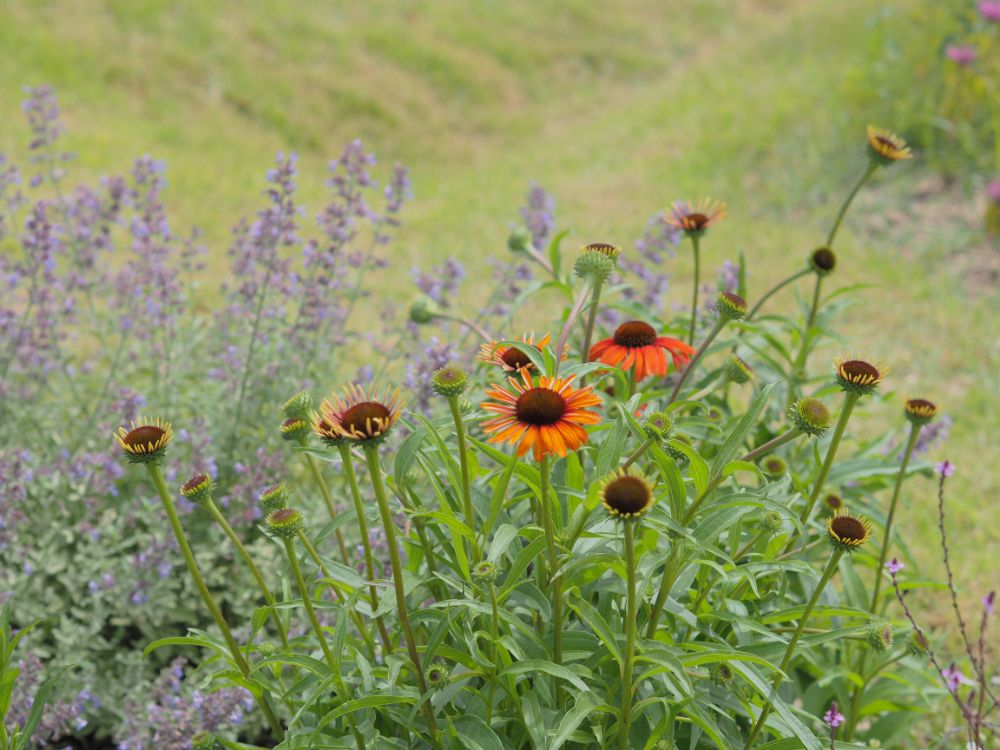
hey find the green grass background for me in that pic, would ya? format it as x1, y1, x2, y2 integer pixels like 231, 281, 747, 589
2, 0, 996, 614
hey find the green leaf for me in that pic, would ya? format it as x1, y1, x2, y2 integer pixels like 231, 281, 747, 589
728, 661, 823, 750
500, 660, 591, 693
450, 715, 506, 750
710, 382, 776, 477
550, 691, 600, 750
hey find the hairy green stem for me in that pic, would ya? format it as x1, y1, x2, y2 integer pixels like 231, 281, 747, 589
299, 443, 351, 566
745, 267, 812, 322
618, 520, 639, 750
447, 397, 480, 563
145, 464, 284, 740
363, 444, 441, 746
826, 161, 877, 246
668, 317, 726, 406
539, 456, 563, 669
741, 428, 803, 464
743, 549, 845, 749
580, 282, 604, 366
687, 235, 701, 346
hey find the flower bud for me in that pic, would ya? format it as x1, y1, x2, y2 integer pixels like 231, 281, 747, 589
279, 417, 310, 442
473, 560, 498, 584
574, 248, 615, 284
834, 357, 887, 397
180, 473, 213, 505
114, 418, 174, 465
259, 483, 290, 513
266, 507, 304, 539
903, 398, 937, 427
724, 354, 753, 385
761, 456, 787, 479
283, 390, 314, 420
665, 434, 693, 463
425, 661, 449, 689
642, 411, 673, 442
710, 663, 734, 686
789, 398, 832, 437
866, 618, 893, 653
809, 246, 836, 276
716, 291, 747, 321
761, 510, 784, 534
432, 364, 468, 398
826, 511, 873, 553
409, 294, 440, 324
192, 732, 217, 750
507, 228, 532, 254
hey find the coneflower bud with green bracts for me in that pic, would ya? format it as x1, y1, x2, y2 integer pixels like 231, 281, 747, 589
282, 390, 314, 421
809, 246, 836, 276
425, 662, 449, 689
826, 510, 873, 553
266, 507, 304, 539
507, 227, 532, 254
724, 354, 753, 385
279, 417, 310, 442
642, 411, 673, 442
409, 294, 440, 325
191, 732, 217, 750
834, 357, 887, 397
574, 242, 620, 284
710, 662, 735, 686
259, 483, 290, 514
472, 560, 498, 584
716, 291, 748, 321
788, 397, 833, 437
760, 510, 784, 534
761, 455, 788, 479
432, 364, 468, 398
180, 473, 213, 505
903, 398, 937, 427
824, 493, 844, 513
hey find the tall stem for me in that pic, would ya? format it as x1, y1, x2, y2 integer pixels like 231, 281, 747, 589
282, 537, 367, 750
646, 544, 681, 639
669, 317, 726, 405
580, 283, 604, 366
447, 397, 480, 562
740, 428, 803, 464
338, 443, 393, 653
618, 521, 638, 750
743, 550, 845, 749
363, 444, 441, 745
687, 235, 701, 346
202, 498, 288, 647
539, 456, 563, 668
555, 283, 593, 375
826, 161, 877, 246
745, 268, 812, 322
300, 443, 351, 566
870, 423, 921, 608
145, 464, 284, 740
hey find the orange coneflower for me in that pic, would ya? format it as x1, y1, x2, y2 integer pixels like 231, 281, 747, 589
588, 321, 695, 381
665, 198, 727, 236
313, 383, 403, 443
481, 369, 601, 460
480, 332, 561, 373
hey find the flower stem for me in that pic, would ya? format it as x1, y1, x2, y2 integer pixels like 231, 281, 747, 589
740, 428, 803, 464
539, 456, 563, 669
743, 549, 845, 749
687, 235, 701, 346
826, 161, 877, 246
281, 537, 367, 750
622, 436, 654, 470
202, 498, 288, 647
669, 316, 726, 406
363, 444, 441, 745
555, 283, 594, 375
618, 520, 639, 750
645, 544, 681, 639
337, 443, 393, 655
745, 267, 812, 322
580, 282, 604, 366
447, 396, 480, 563
145, 464, 284, 741
299, 442, 351, 566
870, 422, 921, 609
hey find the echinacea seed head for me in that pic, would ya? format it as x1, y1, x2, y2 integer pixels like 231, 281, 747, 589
266, 507, 304, 539
789, 397, 832, 436
725, 354, 753, 385
761, 455, 788, 478
180, 473, 213, 504
642, 411, 673, 441
600, 470, 654, 519
809, 246, 837, 276
904, 398, 937, 426
826, 510, 873, 552
866, 618, 893, 652
432, 364, 468, 398
409, 294, 440, 324
716, 291, 747, 321
114, 418, 174, 465
282, 390, 314, 420
279, 417, 310, 442
259, 483, 290, 513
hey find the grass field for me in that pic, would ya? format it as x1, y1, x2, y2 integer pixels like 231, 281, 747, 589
2, 0, 997, 615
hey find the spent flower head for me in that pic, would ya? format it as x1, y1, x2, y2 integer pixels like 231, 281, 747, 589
599, 469, 655, 519
789, 397, 832, 436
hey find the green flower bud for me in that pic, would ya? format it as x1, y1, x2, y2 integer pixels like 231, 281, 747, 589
760, 510, 784, 534
432, 364, 468, 398
809, 246, 836, 276
642, 411, 673, 442
710, 662, 735, 686
180, 473, 213, 505
761, 455, 788, 478
725, 354, 753, 385
259, 483, 290, 513
789, 397, 832, 437
279, 417, 310, 442
903, 398, 937, 427
866, 618, 893, 653
425, 661, 449, 689
282, 390, 314, 420
716, 291, 747, 321
409, 294, 441, 325
266, 507, 304, 539
192, 732, 217, 750
473, 560, 498, 583
508, 228, 533, 254
665, 434, 692, 464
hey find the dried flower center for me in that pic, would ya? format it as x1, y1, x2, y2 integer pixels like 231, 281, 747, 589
613, 321, 657, 348
603, 476, 652, 515
840, 360, 880, 383
812, 248, 836, 270
124, 425, 165, 449
501, 346, 534, 370
831, 515, 866, 542
341, 402, 391, 435
514, 388, 566, 426
182, 474, 210, 493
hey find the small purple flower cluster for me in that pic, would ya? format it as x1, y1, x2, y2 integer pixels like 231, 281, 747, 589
7, 652, 93, 747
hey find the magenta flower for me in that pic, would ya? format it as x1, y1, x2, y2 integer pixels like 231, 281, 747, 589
945, 45, 978, 65
885, 557, 905, 575
942, 663, 973, 692
987, 180, 1000, 203
980, 0, 1000, 21
935, 460, 955, 477
984, 591, 996, 616
823, 702, 845, 729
